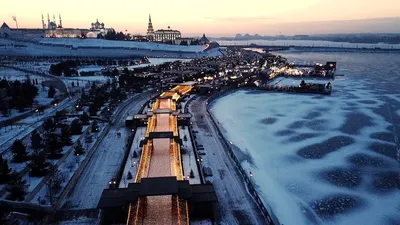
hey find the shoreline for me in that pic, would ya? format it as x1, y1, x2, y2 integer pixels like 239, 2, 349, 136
204, 89, 281, 225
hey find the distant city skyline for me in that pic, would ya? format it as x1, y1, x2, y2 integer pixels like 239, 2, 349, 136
2, 0, 400, 36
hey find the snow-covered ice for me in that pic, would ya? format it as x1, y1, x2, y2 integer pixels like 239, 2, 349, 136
210, 52, 400, 225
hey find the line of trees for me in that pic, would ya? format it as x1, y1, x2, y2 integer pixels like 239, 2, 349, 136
49, 58, 148, 77
0, 78, 39, 115
0, 111, 88, 200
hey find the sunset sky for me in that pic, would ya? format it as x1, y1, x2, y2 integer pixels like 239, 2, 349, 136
1, 0, 400, 36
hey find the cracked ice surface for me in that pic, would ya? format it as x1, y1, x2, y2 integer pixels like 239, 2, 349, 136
210, 52, 400, 225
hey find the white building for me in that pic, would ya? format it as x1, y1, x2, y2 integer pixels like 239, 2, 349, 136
154, 26, 181, 42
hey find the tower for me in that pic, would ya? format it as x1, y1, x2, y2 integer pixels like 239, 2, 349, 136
59, 14, 62, 28
146, 14, 154, 41
53, 14, 56, 24
41, 14, 45, 29
47, 13, 50, 29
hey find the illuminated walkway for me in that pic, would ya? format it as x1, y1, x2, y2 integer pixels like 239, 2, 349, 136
126, 85, 193, 225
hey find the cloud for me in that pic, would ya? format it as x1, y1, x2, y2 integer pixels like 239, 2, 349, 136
204, 16, 274, 23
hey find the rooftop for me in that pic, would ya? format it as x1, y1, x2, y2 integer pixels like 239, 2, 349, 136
97, 177, 217, 209
1, 22, 10, 29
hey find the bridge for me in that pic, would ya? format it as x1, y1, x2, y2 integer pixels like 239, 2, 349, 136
125, 84, 194, 225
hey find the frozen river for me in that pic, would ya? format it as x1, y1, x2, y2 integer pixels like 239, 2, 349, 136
210, 52, 400, 225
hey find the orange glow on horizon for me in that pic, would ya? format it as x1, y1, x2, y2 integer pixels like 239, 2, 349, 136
2, 0, 400, 36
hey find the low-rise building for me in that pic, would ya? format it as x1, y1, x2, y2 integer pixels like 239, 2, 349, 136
0, 22, 11, 37
154, 26, 181, 42
175, 37, 196, 45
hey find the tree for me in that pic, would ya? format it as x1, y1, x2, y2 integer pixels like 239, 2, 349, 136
80, 112, 90, 125
0, 207, 20, 225
0, 156, 12, 184
6, 172, 27, 201
11, 139, 27, 162
1, 106, 9, 117
190, 169, 195, 178
60, 125, 73, 146
132, 150, 138, 158
112, 68, 119, 77
44, 132, 63, 159
30, 130, 43, 151
88, 104, 98, 116
180, 40, 188, 46
91, 120, 99, 132
46, 166, 65, 192
28, 151, 50, 177
70, 119, 82, 135
48, 86, 56, 98
43, 118, 55, 132
74, 140, 85, 156
127, 171, 133, 180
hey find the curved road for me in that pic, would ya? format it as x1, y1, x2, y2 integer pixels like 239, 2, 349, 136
189, 96, 266, 225
63, 92, 153, 209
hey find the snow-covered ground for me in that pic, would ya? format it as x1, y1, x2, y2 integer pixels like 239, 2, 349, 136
61, 76, 111, 83
63, 93, 153, 209
1, 38, 222, 58
188, 96, 266, 225
191, 219, 213, 225
0, 124, 28, 146
210, 52, 400, 225
0, 68, 53, 109
179, 126, 201, 184
56, 217, 99, 225
118, 127, 145, 189
37, 38, 206, 52
0, 97, 76, 153
32, 124, 105, 205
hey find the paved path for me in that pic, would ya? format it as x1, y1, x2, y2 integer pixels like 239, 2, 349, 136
189, 96, 266, 225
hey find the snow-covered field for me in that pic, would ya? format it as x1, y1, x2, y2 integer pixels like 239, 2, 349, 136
57, 217, 99, 225
0, 68, 53, 108
63, 93, 152, 209
210, 52, 400, 225
118, 126, 145, 189
0, 67, 44, 81
37, 38, 206, 52
179, 126, 201, 184
32, 124, 105, 205
0, 38, 222, 58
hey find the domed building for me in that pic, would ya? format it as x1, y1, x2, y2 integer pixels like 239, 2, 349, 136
200, 34, 210, 45
91, 19, 105, 30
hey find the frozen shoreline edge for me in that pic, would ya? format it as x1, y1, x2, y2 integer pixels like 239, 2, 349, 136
204, 88, 280, 225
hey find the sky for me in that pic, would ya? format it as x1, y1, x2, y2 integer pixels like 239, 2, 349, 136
1, 0, 400, 36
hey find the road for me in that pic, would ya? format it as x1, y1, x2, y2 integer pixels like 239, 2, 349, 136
188, 96, 266, 225
62, 92, 152, 209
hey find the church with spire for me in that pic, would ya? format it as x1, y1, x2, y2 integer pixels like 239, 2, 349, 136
146, 14, 155, 41
147, 14, 182, 42
42, 13, 63, 30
